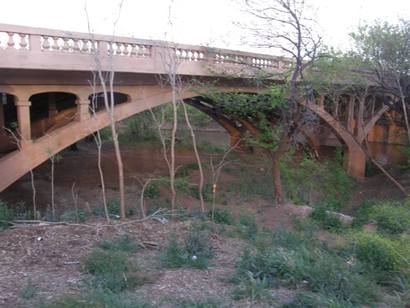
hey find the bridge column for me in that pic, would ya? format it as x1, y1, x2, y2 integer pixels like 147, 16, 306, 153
344, 147, 366, 181
15, 100, 32, 147
0, 97, 4, 129
76, 98, 90, 121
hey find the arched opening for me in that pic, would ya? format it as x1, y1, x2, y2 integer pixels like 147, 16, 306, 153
29, 92, 77, 139
0, 93, 18, 155
88, 92, 129, 113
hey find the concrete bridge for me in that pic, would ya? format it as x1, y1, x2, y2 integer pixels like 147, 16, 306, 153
0, 24, 406, 192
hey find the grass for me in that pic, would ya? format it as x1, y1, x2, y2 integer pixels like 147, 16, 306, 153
98, 234, 139, 254
209, 207, 234, 225
41, 290, 151, 308
233, 228, 379, 306
19, 278, 37, 300
0, 200, 14, 229
160, 227, 213, 269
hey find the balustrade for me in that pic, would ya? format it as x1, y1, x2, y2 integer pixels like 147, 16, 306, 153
0, 23, 289, 75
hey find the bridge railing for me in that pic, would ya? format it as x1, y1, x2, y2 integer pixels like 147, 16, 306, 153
0, 23, 292, 74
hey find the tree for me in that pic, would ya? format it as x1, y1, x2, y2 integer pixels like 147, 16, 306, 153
223, 0, 321, 203
351, 20, 410, 143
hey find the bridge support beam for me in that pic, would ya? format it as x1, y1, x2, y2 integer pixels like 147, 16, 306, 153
76, 98, 90, 121
0, 98, 4, 129
15, 100, 32, 147
344, 147, 366, 181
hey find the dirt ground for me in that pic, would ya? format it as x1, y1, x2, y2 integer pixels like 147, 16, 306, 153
0, 140, 407, 307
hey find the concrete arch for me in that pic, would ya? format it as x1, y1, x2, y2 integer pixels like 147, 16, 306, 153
0, 85, 259, 191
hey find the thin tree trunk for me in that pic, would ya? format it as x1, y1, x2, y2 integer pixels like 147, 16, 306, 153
181, 102, 205, 212
271, 133, 289, 204
97, 70, 126, 219
50, 155, 55, 220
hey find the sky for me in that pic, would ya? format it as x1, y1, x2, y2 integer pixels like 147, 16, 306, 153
0, 0, 409, 54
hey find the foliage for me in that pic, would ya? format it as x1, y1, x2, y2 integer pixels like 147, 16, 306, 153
160, 228, 213, 269
281, 153, 354, 209
209, 207, 234, 225
121, 111, 158, 142
350, 20, 410, 79
171, 297, 225, 308
81, 248, 140, 292
281, 291, 347, 308
236, 210, 258, 241
311, 206, 343, 232
41, 290, 151, 308
234, 229, 378, 305
19, 278, 37, 300
369, 202, 410, 235
353, 231, 409, 273
60, 209, 87, 223
98, 234, 139, 254
0, 200, 14, 229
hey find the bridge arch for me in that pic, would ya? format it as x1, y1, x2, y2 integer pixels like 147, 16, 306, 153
0, 92, 18, 155
28, 91, 78, 139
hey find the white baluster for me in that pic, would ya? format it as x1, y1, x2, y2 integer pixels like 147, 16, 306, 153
42, 36, 50, 50
130, 44, 137, 56
73, 39, 80, 52
52, 37, 59, 50
7, 32, 15, 49
62, 38, 69, 51
19, 34, 28, 49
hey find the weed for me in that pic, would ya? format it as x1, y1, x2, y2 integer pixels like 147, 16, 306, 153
98, 235, 139, 254
19, 278, 37, 300
0, 200, 14, 229
232, 271, 270, 301
237, 211, 258, 240
172, 297, 225, 308
41, 290, 151, 308
369, 202, 410, 235
60, 209, 87, 223
160, 228, 213, 269
81, 248, 139, 292
234, 229, 378, 305
353, 231, 408, 273
209, 207, 234, 225
281, 291, 347, 308
311, 206, 343, 232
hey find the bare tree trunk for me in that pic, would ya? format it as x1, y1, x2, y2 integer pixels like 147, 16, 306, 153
181, 102, 205, 212
170, 85, 178, 212
271, 133, 289, 204
97, 70, 126, 219
50, 155, 55, 220
396, 76, 410, 144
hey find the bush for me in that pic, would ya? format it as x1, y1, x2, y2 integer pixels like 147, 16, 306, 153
98, 235, 139, 254
41, 290, 151, 308
311, 206, 343, 232
369, 202, 410, 235
209, 207, 234, 225
281, 292, 347, 308
160, 229, 213, 269
281, 153, 354, 209
81, 248, 139, 292
60, 209, 87, 223
354, 231, 407, 273
0, 200, 14, 229
237, 211, 258, 240
234, 229, 378, 305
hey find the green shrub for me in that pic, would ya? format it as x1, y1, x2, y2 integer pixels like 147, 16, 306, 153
19, 278, 37, 300
237, 211, 258, 240
60, 209, 87, 223
281, 153, 354, 209
235, 229, 378, 305
311, 207, 343, 232
0, 200, 14, 229
173, 297, 224, 308
41, 290, 151, 308
81, 248, 139, 292
209, 207, 234, 225
354, 231, 407, 272
281, 292, 347, 308
369, 203, 410, 235
98, 235, 139, 254
232, 271, 270, 301
160, 229, 213, 269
